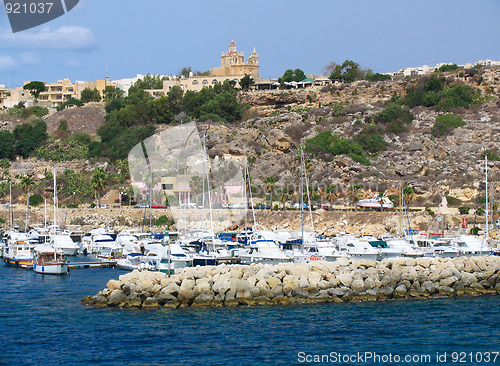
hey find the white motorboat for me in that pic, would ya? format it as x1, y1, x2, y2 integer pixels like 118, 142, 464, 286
239, 235, 293, 264
50, 233, 79, 256
333, 235, 381, 261
358, 236, 402, 259
116, 253, 147, 271
33, 245, 69, 275
450, 235, 492, 257
356, 195, 394, 210
293, 239, 348, 263
383, 237, 424, 258
82, 228, 118, 254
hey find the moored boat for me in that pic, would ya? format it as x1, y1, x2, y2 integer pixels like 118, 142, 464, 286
33, 245, 69, 275
3, 232, 34, 268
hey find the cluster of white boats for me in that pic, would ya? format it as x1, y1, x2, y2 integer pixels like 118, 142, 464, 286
2, 222, 499, 276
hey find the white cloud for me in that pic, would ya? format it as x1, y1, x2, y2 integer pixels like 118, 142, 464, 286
20, 52, 40, 65
0, 55, 18, 71
0, 26, 97, 50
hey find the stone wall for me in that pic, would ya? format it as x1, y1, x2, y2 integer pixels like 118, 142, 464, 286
82, 256, 500, 309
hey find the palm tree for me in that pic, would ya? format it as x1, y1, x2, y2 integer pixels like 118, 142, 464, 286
349, 184, 362, 210
91, 168, 107, 207
278, 188, 289, 211
403, 186, 414, 207
264, 176, 277, 210
20, 175, 34, 231
378, 191, 385, 212
326, 185, 338, 211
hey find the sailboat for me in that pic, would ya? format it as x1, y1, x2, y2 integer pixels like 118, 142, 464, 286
291, 146, 345, 263
49, 170, 79, 256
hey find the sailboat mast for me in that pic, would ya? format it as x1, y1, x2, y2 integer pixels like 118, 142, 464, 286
202, 133, 215, 242
300, 147, 304, 252
201, 133, 206, 236
485, 155, 488, 239
53, 169, 57, 231
243, 155, 248, 241
9, 180, 13, 229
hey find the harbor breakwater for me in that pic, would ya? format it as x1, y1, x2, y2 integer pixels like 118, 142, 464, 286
82, 256, 500, 309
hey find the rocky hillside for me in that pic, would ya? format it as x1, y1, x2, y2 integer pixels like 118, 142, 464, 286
1, 67, 500, 235
205, 67, 500, 209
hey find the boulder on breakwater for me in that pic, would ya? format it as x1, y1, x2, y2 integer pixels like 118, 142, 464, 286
82, 256, 500, 309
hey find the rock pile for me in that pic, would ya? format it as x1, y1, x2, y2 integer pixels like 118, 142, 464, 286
83, 256, 500, 309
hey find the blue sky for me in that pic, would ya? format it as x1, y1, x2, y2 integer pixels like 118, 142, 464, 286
1, 0, 500, 87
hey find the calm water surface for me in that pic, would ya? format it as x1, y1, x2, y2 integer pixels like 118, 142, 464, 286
1, 256, 498, 365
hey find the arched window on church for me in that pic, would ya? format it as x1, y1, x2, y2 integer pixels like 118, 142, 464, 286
212, 80, 218, 85
192, 80, 199, 85
202, 80, 208, 85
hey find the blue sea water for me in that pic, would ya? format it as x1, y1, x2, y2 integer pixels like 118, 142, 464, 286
1, 257, 499, 366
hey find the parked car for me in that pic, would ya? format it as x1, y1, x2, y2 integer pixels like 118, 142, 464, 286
291, 203, 308, 209
255, 204, 271, 210
151, 204, 167, 209
179, 203, 197, 209
134, 203, 149, 209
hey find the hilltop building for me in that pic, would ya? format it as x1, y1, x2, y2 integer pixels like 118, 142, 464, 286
36, 78, 115, 108
162, 40, 261, 93
211, 40, 259, 78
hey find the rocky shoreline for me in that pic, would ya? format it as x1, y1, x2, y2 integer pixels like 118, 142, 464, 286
82, 256, 500, 309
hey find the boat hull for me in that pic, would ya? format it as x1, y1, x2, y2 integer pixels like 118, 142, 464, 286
3, 256, 33, 268
33, 262, 69, 275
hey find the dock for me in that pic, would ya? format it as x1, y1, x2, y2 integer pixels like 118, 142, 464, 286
68, 261, 116, 269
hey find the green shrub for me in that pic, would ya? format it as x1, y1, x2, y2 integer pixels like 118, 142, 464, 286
375, 103, 414, 134
402, 74, 482, 110
431, 113, 466, 137
476, 207, 485, 216
13, 119, 48, 158
0, 130, 16, 160
155, 215, 169, 226
437, 63, 459, 72
446, 195, 461, 207
352, 125, 386, 153
33, 137, 88, 161
458, 206, 470, 215
481, 149, 500, 161
29, 194, 44, 207
388, 194, 399, 206
71, 132, 92, 146
365, 72, 391, 82
305, 131, 371, 165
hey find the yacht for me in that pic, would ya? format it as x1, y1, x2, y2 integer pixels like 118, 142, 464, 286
50, 233, 79, 256
82, 228, 118, 254
358, 236, 402, 259
355, 195, 394, 210
450, 235, 492, 257
293, 239, 348, 263
333, 235, 381, 261
382, 236, 424, 258
239, 234, 293, 264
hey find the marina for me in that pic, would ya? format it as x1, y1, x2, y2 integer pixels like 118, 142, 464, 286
0, 258, 498, 365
